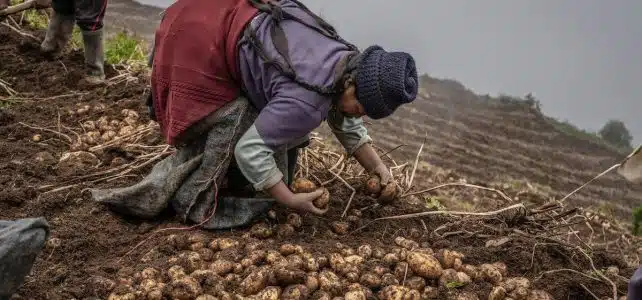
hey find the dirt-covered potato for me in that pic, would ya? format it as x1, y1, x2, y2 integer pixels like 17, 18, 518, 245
314, 188, 330, 210
479, 264, 503, 284
358, 272, 381, 289
291, 178, 317, 193
372, 247, 386, 259
380, 273, 399, 287
393, 262, 412, 281
287, 254, 305, 270
488, 286, 506, 300
196, 248, 214, 262
356, 245, 372, 259
189, 242, 205, 252
279, 244, 299, 256
344, 255, 363, 265
82, 120, 97, 131
303, 255, 319, 272
509, 287, 529, 300
251, 223, 273, 239
526, 290, 554, 300
439, 269, 472, 288
378, 285, 420, 300
276, 284, 308, 300
217, 238, 239, 250
118, 125, 135, 136
331, 222, 350, 235
287, 213, 303, 228
210, 259, 235, 275
378, 181, 398, 205
394, 237, 419, 250
365, 175, 382, 195
277, 224, 296, 237
437, 249, 465, 269
382, 253, 400, 266
421, 287, 439, 299
195, 295, 217, 300
405, 276, 426, 291
501, 277, 530, 292
319, 270, 342, 295
406, 251, 443, 279
176, 251, 203, 274
266, 250, 284, 265
459, 264, 482, 281
492, 262, 508, 277
239, 267, 272, 296
305, 273, 320, 292
252, 286, 282, 300
275, 268, 307, 285
392, 248, 408, 260
168, 275, 202, 300
344, 289, 367, 300
372, 265, 389, 276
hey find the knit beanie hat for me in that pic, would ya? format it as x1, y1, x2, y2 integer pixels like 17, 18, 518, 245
354, 45, 418, 119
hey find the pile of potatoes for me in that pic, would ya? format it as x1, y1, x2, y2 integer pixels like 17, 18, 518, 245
69, 109, 149, 151
106, 234, 555, 300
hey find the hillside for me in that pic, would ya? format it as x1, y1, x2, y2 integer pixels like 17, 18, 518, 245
0, 19, 639, 300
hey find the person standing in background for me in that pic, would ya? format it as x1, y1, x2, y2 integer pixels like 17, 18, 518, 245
39, 0, 107, 85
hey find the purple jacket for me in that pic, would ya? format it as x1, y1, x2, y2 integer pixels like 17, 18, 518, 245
235, 0, 371, 190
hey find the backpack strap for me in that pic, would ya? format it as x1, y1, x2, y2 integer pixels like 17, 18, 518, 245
244, 0, 360, 96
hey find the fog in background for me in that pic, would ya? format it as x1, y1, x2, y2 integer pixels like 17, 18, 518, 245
135, 0, 642, 144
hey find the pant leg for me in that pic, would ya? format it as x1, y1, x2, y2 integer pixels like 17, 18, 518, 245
629, 267, 642, 300
0, 218, 50, 297
286, 139, 310, 186
51, 0, 75, 16
74, 0, 107, 31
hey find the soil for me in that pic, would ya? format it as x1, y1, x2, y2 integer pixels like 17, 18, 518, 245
0, 24, 639, 300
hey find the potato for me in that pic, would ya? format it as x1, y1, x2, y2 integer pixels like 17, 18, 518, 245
147, 290, 163, 300
195, 295, 217, 300
436, 249, 465, 269
253, 286, 282, 300
378, 285, 420, 300
373, 247, 386, 259
488, 286, 506, 300
210, 259, 235, 275
287, 213, 303, 228
82, 120, 97, 131
480, 264, 503, 284
277, 224, 296, 237
176, 251, 203, 274
197, 248, 214, 262
365, 175, 382, 195
85, 131, 101, 144
378, 181, 398, 205
492, 262, 508, 277
459, 265, 482, 281
344, 289, 367, 300
218, 238, 239, 250
394, 237, 419, 250
344, 255, 363, 265
406, 251, 443, 279
605, 266, 619, 277
331, 222, 350, 235
373, 265, 389, 276
266, 250, 284, 265
356, 245, 372, 259
102, 130, 117, 142
501, 277, 530, 292
380, 273, 399, 287
305, 273, 320, 292
291, 178, 317, 193
303, 255, 319, 272
359, 273, 381, 289
392, 248, 408, 260
317, 256, 329, 269
190, 270, 218, 284
275, 268, 306, 285
287, 254, 305, 270
421, 287, 439, 299
438, 269, 471, 288
329, 253, 346, 271
314, 188, 330, 210
168, 265, 186, 280
382, 253, 400, 266
118, 125, 135, 136
340, 248, 356, 257
393, 262, 412, 281
281, 284, 310, 300
526, 290, 554, 300
405, 276, 426, 291
251, 223, 273, 239
141, 268, 160, 281
509, 287, 529, 300
312, 290, 333, 300
239, 267, 272, 295
318, 270, 342, 295
168, 276, 202, 300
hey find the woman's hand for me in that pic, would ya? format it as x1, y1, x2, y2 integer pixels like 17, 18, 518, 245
373, 163, 392, 185
267, 181, 328, 215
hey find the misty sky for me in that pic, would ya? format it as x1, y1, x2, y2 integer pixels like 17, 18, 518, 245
137, 0, 642, 144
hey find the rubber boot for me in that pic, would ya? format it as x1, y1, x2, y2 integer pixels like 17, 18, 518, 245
40, 12, 75, 58
81, 29, 106, 85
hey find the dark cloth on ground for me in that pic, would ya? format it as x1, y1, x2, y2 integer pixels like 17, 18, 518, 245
0, 217, 50, 298
89, 96, 296, 230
